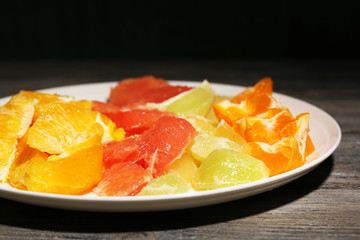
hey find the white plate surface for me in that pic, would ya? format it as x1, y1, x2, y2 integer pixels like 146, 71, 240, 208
0, 81, 341, 212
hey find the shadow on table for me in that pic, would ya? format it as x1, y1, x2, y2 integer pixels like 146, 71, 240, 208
0, 156, 333, 233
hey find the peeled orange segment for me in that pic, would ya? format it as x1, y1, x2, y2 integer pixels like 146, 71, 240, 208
305, 136, 316, 158
138, 173, 190, 196
27, 101, 124, 155
94, 162, 153, 196
24, 134, 103, 195
280, 113, 311, 158
213, 100, 247, 125
8, 139, 48, 190
193, 149, 269, 190
19, 90, 74, 120
213, 78, 281, 127
231, 77, 273, 104
0, 94, 35, 181
166, 151, 199, 184
0, 94, 35, 137
245, 137, 305, 177
156, 80, 215, 116
190, 133, 244, 162
240, 108, 295, 144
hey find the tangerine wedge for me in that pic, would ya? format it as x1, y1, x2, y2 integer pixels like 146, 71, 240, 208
245, 137, 305, 177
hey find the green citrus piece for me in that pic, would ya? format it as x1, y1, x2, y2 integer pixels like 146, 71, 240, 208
190, 133, 243, 162
156, 80, 215, 116
138, 174, 190, 196
193, 149, 269, 190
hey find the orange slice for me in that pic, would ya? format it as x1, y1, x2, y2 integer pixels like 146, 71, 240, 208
24, 134, 103, 195
27, 101, 124, 155
0, 94, 35, 181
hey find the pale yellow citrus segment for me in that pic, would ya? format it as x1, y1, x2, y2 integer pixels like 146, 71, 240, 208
138, 173, 190, 196
193, 149, 269, 190
190, 133, 244, 162
24, 134, 103, 195
0, 94, 35, 181
166, 151, 198, 184
215, 120, 247, 147
183, 115, 217, 135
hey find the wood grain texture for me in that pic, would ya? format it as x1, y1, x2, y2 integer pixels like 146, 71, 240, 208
0, 59, 359, 240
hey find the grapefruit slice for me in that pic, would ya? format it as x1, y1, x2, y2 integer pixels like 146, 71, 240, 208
92, 101, 174, 136
94, 162, 152, 196
102, 116, 197, 178
109, 76, 192, 107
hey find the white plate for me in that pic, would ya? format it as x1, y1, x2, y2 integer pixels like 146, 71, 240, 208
0, 81, 341, 212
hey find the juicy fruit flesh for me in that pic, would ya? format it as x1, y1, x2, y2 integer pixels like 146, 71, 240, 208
214, 77, 315, 177
1, 76, 315, 197
0, 94, 35, 181
24, 134, 103, 195
138, 173, 190, 196
156, 80, 215, 117
1, 91, 124, 194
193, 149, 270, 190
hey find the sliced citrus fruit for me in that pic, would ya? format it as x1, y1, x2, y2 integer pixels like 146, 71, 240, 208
239, 108, 294, 144
166, 151, 198, 184
102, 116, 197, 178
19, 90, 73, 120
0, 94, 35, 181
7, 134, 37, 189
205, 95, 231, 123
280, 113, 311, 158
24, 134, 103, 195
214, 120, 247, 147
109, 75, 191, 107
193, 149, 269, 190
132, 116, 197, 177
156, 80, 215, 116
231, 77, 273, 103
92, 101, 174, 136
94, 162, 153, 196
138, 173, 190, 196
183, 115, 217, 135
190, 133, 244, 162
109, 75, 169, 107
245, 137, 304, 177
27, 101, 124, 155
213, 78, 280, 126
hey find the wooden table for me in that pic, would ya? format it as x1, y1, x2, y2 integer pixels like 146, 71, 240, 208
0, 59, 359, 239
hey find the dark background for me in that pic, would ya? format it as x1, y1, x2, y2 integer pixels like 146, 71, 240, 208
1, 0, 359, 60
